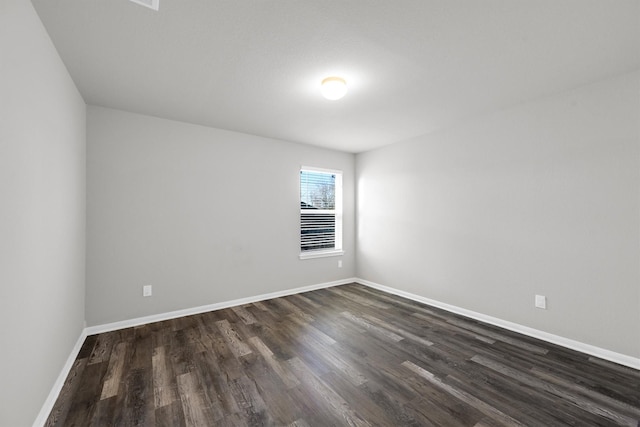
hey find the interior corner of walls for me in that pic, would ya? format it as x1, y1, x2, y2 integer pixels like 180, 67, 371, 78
32, 327, 88, 427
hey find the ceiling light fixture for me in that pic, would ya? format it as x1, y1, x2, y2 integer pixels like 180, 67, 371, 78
321, 77, 347, 100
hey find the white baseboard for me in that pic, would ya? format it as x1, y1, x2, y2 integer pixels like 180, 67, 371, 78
85, 277, 358, 336
35, 277, 357, 426
35, 275, 638, 426
33, 327, 88, 427
356, 278, 640, 370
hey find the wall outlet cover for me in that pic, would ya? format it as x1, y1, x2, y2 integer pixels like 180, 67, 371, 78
535, 294, 546, 309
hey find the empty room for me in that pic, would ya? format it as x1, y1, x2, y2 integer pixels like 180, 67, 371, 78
1, 0, 639, 425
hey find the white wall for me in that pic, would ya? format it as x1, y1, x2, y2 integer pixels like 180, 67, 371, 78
86, 106, 355, 326
0, 1, 86, 425
356, 71, 640, 359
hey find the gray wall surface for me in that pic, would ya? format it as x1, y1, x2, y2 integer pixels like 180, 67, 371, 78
356, 71, 640, 358
86, 106, 355, 326
0, 1, 87, 425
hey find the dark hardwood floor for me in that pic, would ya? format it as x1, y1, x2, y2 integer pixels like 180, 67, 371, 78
46, 283, 640, 426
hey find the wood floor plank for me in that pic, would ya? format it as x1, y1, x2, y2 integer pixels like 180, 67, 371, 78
87, 332, 116, 365
588, 356, 640, 379
77, 334, 98, 359
152, 346, 178, 409
230, 305, 257, 325
154, 400, 186, 427
471, 355, 639, 426
315, 344, 369, 387
355, 380, 424, 426
274, 297, 315, 322
243, 315, 296, 362
166, 330, 196, 377
251, 301, 269, 312
288, 314, 337, 346
122, 367, 154, 426
413, 312, 497, 345
320, 370, 397, 425
62, 361, 108, 426
287, 357, 371, 427
530, 366, 640, 419
406, 395, 478, 427
444, 361, 589, 426
287, 418, 311, 427
341, 310, 404, 342
362, 313, 434, 347
215, 319, 253, 358
401, 361, 526, 426
401, 373, 486, 426
227, 375, 273, 425
248, 336, 300, 389
89, 395, 117, 427
327, 287, 391, 310
101, 341, 128, 399
446, 317, 549, 355
47, 283, 640, 426
290, 293, 322, 310
177, 372, 215, 427
243, 360, 305, 424
192, 349, 241, 416
44, 358, 88, 427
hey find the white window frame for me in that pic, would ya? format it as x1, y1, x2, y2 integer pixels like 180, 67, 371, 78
299, 166, 344, 259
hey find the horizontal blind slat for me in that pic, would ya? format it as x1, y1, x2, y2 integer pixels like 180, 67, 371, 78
300, 211, 335, 251
300, 169, 340, 252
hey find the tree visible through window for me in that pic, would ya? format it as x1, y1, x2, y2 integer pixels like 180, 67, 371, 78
300, 168, 342, 255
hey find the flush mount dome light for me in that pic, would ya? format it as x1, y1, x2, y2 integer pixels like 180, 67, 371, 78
321, 77, 347, 100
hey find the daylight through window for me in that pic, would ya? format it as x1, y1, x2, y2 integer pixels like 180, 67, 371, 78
300, 167, 343, 258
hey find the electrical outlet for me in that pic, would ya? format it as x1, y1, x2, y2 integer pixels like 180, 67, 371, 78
143, 285, 152, 297
535, 294, 546, 309
338, 260, 343, 268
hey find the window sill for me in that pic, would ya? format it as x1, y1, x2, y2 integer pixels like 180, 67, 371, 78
299, 249, 344, 260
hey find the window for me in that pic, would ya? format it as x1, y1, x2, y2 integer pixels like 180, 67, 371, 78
299, 167, 343, 259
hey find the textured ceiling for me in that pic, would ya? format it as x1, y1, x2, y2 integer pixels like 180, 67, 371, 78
31, 0, 639, 153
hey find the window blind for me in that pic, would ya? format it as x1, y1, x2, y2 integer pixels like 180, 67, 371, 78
300, 169, 342, 253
